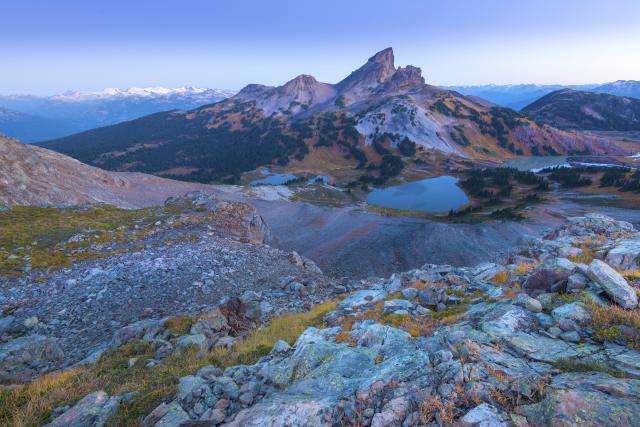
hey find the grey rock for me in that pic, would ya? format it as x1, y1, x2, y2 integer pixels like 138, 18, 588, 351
154, 401, 190, 427
587, 259, 638, 308
606, 237, 640, 271
400, 287, 418, 299
461, 403, 507, 427
552, 302, 590, 323
0, 334, 64, 381
45, 390, 121, 427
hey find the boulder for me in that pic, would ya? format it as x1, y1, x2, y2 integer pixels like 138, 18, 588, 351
587, 259, 638, 308
520, 372, 640, 427
44, 390, 121, 427
0, 334, 64, 381
523, 267, 571, 297
607, 237, 640, 271
551, 302, 590, 323
461, 403, 507, 427
337, 289, 386, 311
153, 401, 190, 427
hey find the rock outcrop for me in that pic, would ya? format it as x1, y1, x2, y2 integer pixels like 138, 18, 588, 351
142, 214, 640, 427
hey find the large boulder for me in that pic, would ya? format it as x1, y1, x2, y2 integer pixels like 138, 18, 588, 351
519, 372, 640, 427
0, 334, 64, 381
523, 267, 571, 297
607, 237, 640, 271
44, 390, 121, 427
587, 259, 638, 309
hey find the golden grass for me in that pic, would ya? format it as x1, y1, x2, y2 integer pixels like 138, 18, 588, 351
567, 241, 598, 264
0, 299, 339, 427
589, 300, 640, 349
490, 271, 510, 285
163, 316, 195, 336
514, 262, 536, 275
623, 270, 640, 280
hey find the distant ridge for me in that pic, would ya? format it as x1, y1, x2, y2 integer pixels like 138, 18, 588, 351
38, 48, 626, 184
522, 89, 640, 131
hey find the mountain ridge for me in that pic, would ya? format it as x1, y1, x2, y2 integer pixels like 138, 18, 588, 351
522, 89, 640, 131
38, 48, 628, 184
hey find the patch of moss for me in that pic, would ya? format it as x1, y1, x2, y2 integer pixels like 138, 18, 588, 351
553, 357, 628, 378
164, 316, 195, 336
431, 304, 468, 321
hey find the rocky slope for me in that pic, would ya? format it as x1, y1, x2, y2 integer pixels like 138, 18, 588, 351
38, 48, 625, 184
0, 192, 335, 382
522, 89, 640, 131
0, 135, 218, 207
10, 213, 640, 426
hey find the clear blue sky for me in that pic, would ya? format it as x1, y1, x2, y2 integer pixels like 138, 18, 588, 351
2, 0, 639, 95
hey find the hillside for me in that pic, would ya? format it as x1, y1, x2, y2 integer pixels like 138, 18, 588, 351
4, 213, 640, 426
0, 135, 216, 207
39, 48, 624, 185
522, 89, 640, 131
0, 107, 75, 143
448, 80, 640, 110
0, 87, 234, 142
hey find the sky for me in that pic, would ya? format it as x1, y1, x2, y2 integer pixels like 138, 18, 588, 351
1, 0, 639, 95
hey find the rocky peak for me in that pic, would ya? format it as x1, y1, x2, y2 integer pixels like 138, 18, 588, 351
234, 84, 274, 101
336, 47, 397, 94
368, 47, 395, 69
281, 74, 320, 91
380, 65, 425, 92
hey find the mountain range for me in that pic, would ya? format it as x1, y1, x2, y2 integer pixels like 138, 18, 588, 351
522, 89, 640, 131
0, 87, 235, 142
448, 81, 640, 110
38, 48, 623, 185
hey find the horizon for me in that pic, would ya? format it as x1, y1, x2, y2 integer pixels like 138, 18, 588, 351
2, 0, 639, 95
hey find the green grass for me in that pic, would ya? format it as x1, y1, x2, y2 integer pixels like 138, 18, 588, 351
0, 204, 202, 279
553, 357, 628, 378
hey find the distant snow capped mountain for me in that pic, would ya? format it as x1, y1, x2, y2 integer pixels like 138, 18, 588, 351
0, 86, 236, 142
446, 81, 640, 110
51, 87, 236, 102
592, 80, 640, 99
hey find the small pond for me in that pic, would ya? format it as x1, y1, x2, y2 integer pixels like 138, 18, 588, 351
366, 176, 469, 213
250, 173, 299, 186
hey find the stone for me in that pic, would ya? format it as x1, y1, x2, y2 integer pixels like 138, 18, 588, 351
567, 273, 588, 292
587, 259, 638, 308
461, 403, 507, 427
551, 302, 590, 324
524, 266, 570, 296
271, 339, 291, 354
383, 299, 415, 313
337, 289, 387, 311
0, 334, 64, 381
44, 390, 121, 427
178, 376, 205, 404
606, 237, 640, 271
512, 294, 542, 313
401, 287, 418, 299
154, 401, 190, 427
176, 334, 208, 352
560, 331, 581, 342
474, 263, 507, 282
198, 306, 229, 333
520, 372, 640, 427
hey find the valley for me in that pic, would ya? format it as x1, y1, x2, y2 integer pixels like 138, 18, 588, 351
2, 18, 640, 425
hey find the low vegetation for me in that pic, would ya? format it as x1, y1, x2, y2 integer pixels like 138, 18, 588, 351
0, 204, 204, 278
0, 300, 338, 427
